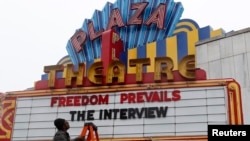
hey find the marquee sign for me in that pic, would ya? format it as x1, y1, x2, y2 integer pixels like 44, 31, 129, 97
50, 89, 180, 121
10, 79, 243, 140
67, 0, 184, 64
0, 0, 234, 141
35, 0, 224, 90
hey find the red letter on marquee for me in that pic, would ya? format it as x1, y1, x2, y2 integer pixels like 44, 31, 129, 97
172, 90, 181, 101
50, 97, 58, 107
120, 93, 128, 104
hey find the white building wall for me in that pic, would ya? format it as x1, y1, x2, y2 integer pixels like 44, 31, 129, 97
196, 28, 250, 124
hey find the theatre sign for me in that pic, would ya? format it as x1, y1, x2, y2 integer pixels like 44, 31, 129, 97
2, 79, 243, 141
0, 0, 244, 141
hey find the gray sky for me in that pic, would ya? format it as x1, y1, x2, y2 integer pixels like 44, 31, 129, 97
0, 0, 249, 93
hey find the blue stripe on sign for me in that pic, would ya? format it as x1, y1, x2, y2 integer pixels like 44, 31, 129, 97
137, 45, 147, 72
176, 32, 187, 63
156, 39, 166, 57
199, 26, 211, 41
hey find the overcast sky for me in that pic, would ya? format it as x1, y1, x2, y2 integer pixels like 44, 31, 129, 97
0, 0, 249, 93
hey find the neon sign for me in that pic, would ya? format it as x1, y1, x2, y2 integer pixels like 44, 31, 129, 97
71, 2, 168, 53
43, 53, 197, 88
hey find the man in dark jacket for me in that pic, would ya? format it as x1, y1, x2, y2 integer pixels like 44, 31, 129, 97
53, 118, 85, 141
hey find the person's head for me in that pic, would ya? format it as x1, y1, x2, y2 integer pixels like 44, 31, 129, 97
54, 118, 70, 131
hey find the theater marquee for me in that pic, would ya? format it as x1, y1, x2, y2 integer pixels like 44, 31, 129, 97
10, 79, 243, 140
0, 0, 241, 140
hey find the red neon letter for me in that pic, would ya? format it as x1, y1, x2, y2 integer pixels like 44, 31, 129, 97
128, 2, 148, 25
144, 4, 166, 29
70, 29, 87, 52
106, 8, 125, 30
88, 20, 104, 40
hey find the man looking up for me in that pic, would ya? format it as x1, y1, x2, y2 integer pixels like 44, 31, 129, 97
53, 118, 85, 141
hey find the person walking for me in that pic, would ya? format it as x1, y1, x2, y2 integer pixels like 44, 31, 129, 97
53, 118, 85, 141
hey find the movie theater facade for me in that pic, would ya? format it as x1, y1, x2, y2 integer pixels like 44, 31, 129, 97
1, 0, 249, 141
